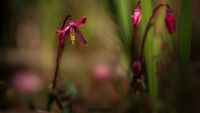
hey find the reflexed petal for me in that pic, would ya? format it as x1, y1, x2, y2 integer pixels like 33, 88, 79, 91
75, 16, 87, 28
63, 26, 71, 32
56, 26, 70, 35
61, 15, 72, 28
60, 31, 70, 46
75, 29, 88, 47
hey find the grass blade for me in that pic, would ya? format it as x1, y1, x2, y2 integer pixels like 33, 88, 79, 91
177, 0, 192, 112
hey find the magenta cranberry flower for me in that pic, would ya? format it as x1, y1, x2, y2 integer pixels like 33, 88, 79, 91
131, 1, 142, 26
56, 15, 87, 46
165, 9, 176, 34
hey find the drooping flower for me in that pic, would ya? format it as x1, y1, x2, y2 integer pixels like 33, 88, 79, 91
56, 15, 87, 46
131, 1, 142, 26
133, 60, 142, 79
165, 9, 175, 34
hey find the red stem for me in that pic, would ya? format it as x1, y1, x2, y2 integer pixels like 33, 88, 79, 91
52, 44, 64, 89
52, 15, 71, 89
48, 15, 72, 111
140, 3, 169, 62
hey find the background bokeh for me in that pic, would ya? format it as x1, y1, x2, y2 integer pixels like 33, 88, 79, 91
0, 0, 198, 113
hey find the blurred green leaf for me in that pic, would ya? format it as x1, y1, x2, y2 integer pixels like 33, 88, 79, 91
113, 0, 132, 45
177, 0, 192, 112
140, 1, 158, 100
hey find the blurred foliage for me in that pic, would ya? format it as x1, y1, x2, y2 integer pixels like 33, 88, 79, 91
0, 0, 195, 113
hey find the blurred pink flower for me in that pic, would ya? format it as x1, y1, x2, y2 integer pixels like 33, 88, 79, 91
12, 71, 43, 94
91, 63, 111, 82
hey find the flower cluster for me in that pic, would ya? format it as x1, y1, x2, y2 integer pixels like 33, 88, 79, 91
132, 2, 175, 33
49, 0, 176, 111
131, 1, 175, 79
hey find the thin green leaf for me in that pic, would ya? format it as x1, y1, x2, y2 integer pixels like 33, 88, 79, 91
177, 0, 192, 112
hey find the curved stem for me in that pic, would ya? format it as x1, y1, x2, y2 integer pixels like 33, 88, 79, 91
61, 15, 72, 29
48, 15, 72, 111
140, 3, 169, 62
52, 15, 71, 89
52, 45, 64, 89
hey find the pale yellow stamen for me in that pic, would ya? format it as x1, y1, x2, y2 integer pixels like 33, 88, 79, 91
70, 31, 75, 45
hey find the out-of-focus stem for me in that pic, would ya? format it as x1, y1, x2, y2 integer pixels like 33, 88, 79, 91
48, 15, 72, 111
52, 45, 64, 89
52, 15, 71, 89
140, 3, 169, 102
140, 4, 169, 62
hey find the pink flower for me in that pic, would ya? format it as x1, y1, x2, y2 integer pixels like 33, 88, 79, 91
131, 1, 142, 26
56, 15, 87, 46
12, 71, 43, 94
165, 10, 175, 34
91, 63, 111, 82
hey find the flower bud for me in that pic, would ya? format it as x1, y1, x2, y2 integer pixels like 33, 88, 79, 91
133, 60, 142, 79
131, 2, 142, 26
165, 10, 175, 34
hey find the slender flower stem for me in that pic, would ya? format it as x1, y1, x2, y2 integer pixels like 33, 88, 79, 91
140, 4, 169, 62
47, 15, 72, 111
131, 26, 138, 58
52, 15, 71, 89
129, 0, 142, 94
130, 26, 138, 86
52, 44, 64, 89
